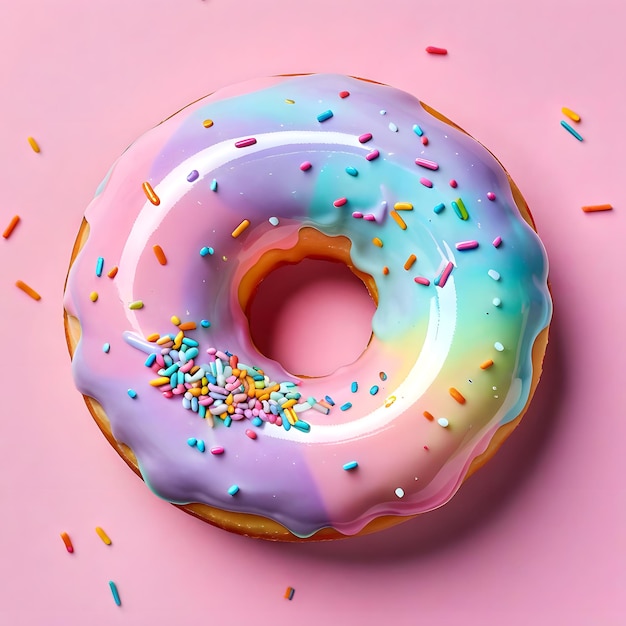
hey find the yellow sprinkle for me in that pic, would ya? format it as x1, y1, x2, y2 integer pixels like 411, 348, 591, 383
156, 335, 173, 345
394, 202, 413, 211
150, 377, 170, 387
231, 219, 251, 238
390, 210, 407, 230
27, 136, 41, 153
281, 399, 297, 410
285, 99, 295, 104
225, 394, 234, 406
170, 315, 181, 326
95, 527, 112, 546
384, 395, 397, 408
203, 119, 214, 128
129, 300, 144, 310
286, 408, 298, 425
142, 181, 160, 205
89, 291, 99, 302
403, 254, 417, 270
15, 280, 41, 300
146, 333, 160, 342
372, 237, 383, 247
173, 330, 184, 350
562, 107, 581, 122
188, 388, 202, 397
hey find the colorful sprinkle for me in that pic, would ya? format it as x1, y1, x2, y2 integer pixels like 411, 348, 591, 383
107, 266, 118, 279
421, 136, 429, 145
437, 417, 450, 427
449, 387, 466, 404
127, 389, 137, 398
379, 371, 387, 381
228, 485, 240, 496
372, 237, 383, 247
346, 166, 358, 176
394, 202, 413, 211
415, 158, 439, 170
202, 119, 214, 128
449, 179, 458, 188
562, 107, 581, 122
95, 527, 112, 546
109, 581, 121, 607
426, 46, 448, 55
365, 149, 380, 161
480, 359, 494, 370
324, 395, 335, 406
95, 257, 104, 277
285, 586, 296, 600
582, 204, 613, 213
15, 280, 41, 300
317, 109, 334, 122
494, 342, 505, 352
412, 124, 424, 137
333, 197, 348, 208
27, 136, 41, 153
433, 202, 445, 214
487, 192, 496, 201
186, 169, 199, 182
210, 178, 218, 191
414, 276, 431, 286
60, 532, 74, 553
350, 381, 358, 393
561, 120, 583, 141
200, 246, 214, 257
129, 300, 144, 310
245, 429, 257, 440
103, 343, 110, 353
384, 395, 396, 407
142, 181, 160, 205
358, 132, 373, 143
492, 297, 502, 307
492, 236, 502, 248
423, 411, 434, 421
404, 254, 417, 270
210, 446, 224, 455
395, 487, 405, 498
231, 219, 251, 238
235, 137, 257, 148
452, 198, 469, 220
2, 215, 20, 239
285, 99, 295, 104
151, 245, 167, 265
343, 461, 359, 471
269, 216, 280, 226
419, 177, 433, 188
488, 269, 501, 281
437, 261, 454, 288
89, 291, 98, 302
390, 210, 407, 230
382, 266, 390, 275
340, 402, 352, 411
339, 90, 350, 98
200, 319, 211, 328
388, 122, 398, 132
455, 240, 479, 251
369, 385, 379, 395
300, 161, 312, 171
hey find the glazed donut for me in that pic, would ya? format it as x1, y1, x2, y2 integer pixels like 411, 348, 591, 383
64, 74, 552, 541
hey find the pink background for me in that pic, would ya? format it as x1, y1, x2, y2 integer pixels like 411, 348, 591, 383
1, 0, 624, 623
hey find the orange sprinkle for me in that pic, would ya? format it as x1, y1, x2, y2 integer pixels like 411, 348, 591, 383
15, 280, 41, 300
372, 237, 383, 247
107, 266, 118, 279
423, 411, 435, 421
449, 387, 466, 404
203, 119, 214, 128
390, 210, 407, 230
142, 181, 160, 205
27, 136, 41, 153
403, 254, 417, 270
382, 266, 390, 275
60, 532, 74, 553
582, 204, 613, 213
152, 244, 167, 265
231, 219, 251, 238
146, 333, 161, 342
2, 215, 20, 239
480, 359, 494, 370
178, 321, 197, 331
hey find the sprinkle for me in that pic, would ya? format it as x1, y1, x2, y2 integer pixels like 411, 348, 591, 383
358, 132, 373, 143
2, 215, 20, 239
103, 343, 110, 353
200, 319, 211, 328
426, 46, 448, 55
285, 99, 295, 104
245, 429, 257, 440
433, 202, 445, 214
449, 179, 458, 188
415, 158, 439, 171
15, 280, 41, 300
210, 178, 218, 191
365, 149, 380, 161
492, 236, 502, 248
186, 169, 199, 182
395, 487, 405, 498
324, 395, 335, 406
352, 212, 363, 219
235, 137, 257, 148
129, 300, 144, 310
560, 120, 583, 141
404, 254, 417, 270
379, 371, 387, 381
109, 581, 121, 607
390, 210, 407, 230
107, 266, 118, 279
95, 527, 112, 546
492, 297, 502, 307
488, 269, 501, 281
200, 246, 214, 256
455, 240, 479, 251
412, 124, 424, 136
178, 321, 196, 331
203, 119, 214, 128
152, 245, 167, 265
170, 315, 181, 326
28, 136, 41, 153
60, 532, 73, 553
340, 402, 352, 411
231, 219, 251, 238
437, 261, 454, 288
394, 202, 413, 211
351, 381, 358, 393
487, 192, 496, 201
95, 256, 104, 277
299, 161, 314, 173
333, 197, 348, 207
369, 385, 379, 395
346, 166, 358, 176
317, 109, 334, 122
562, 107, 581, 122
380, 110, 386, 115
146, 333, 160, 342
384, 395, 396, 408
228, 485, 240, 496
142, 181, 160, 205
414, 276, 431, 286
196, 440, 206, 452
339, 91, 350, 98
437, 417, 449, 427
285, 586, 296, 600
423, 411, 434, 421
449, 387, 466, 404
372, 237, 383, 247
127, 389, 137, 398
480, 359, 494, 369
382, 266, 390, 275
388, 122, 398, 132
89, 291, 98, 302
494, 342, 505, 352
452, 198, 469, 220
211, 446, 224, 455
419, 177, 433, 188
269, 216, 280, 226
343, 461, 359, 471
582, 204, 613, 213
421, 136, 429, 145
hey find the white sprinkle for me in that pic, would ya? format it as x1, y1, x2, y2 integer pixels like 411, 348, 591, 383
488, 269, 501, 281
437, 417, 449, 427
492, 297, 502, 307
379, 109, 387, 115
494, 342, 505, 352
388, 122, 398, 132
394, 487, 405, 498
269, 216, 279, 226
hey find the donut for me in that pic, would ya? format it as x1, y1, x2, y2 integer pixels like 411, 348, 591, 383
63, 74, 552, 541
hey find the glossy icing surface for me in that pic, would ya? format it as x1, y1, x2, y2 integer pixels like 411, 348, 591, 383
64, 74, 552, 538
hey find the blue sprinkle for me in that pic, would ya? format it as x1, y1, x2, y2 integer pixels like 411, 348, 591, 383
412, 124, 424, 137
324, 395, 335, 406
433, 203, 445, 214
345, 166, 358, 177
282, 418, 291, 431
199, 405, 206, 418
182, 337, 199, 347
251, 416, 263, 427
196, 439, 205, 452
224, 416, 232, 427
187, 437, 197, 447
127, 389, 137, 399
350, 381, 358, 393
103, 342, 111, 354
109, 581, 121, 607
227, 485, 240, 496
317, 109, 333, 122
293, 420, 310, 432
187, 169, 199, 182
560, 120, 583, 141
369, 385, 379, 395
200, 319, 211, 328
343, 461, 358, 471
144, 353, 156, 366
191, 397, 199, 413
269, 216, 279, 226
185, 347, 199, 360
340, 402, 352, 411
200, 246, 215, 257
95, 256, 104, 277
182, 396, 191, 410
210, 178, 218, 191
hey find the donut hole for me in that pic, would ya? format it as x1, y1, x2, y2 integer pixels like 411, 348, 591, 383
248, 258, 375, 377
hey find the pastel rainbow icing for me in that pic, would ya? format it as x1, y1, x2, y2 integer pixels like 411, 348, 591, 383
64, 74, 552, 538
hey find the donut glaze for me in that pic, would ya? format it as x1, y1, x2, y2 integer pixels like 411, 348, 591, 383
64, 74, 552, 539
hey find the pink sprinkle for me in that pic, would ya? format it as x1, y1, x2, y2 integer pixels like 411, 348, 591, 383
424, 445, 429, 450
245, 429, 257, 440
162, 391, 173, 399
449, 179, 458, 188
414, 276, 431, 286
333, 197, 348, 207
300, 161, 312, 171
366, 149, 380, 161
415, 158, 439, 170
339, 90, 350, 98
235, 138, 257, 148
492, 236, 502, 248
275, 416, 282, 426
352, 211, 363, 219
210, 446, 225, 455
426, 46, 448, 55
438, 261, 454, 288
363, 214, 376, 221
359, 133, 373, 143
419, 177, 433, 188
455, 240, 479, 250
487, 192, 496, 201
180, 361, 194, 373
421, 136, 429, 145
156, 354, 165, 367
207, 348, 217, 355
